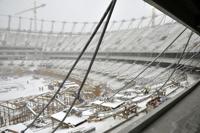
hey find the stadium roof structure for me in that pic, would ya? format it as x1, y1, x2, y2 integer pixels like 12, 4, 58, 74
144, 0, 200, 36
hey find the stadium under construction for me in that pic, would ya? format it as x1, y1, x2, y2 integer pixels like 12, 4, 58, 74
0, 0, 200, 133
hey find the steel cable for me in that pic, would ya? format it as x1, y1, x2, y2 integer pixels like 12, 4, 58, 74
51, 0, 117, 132
21, 1, 114, 132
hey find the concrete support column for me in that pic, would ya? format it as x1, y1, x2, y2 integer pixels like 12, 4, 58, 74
60, 21, 66, 34
7, 15, 11, 31
79, 22, 88, 34
90, 22, 97, 33
39, 19, 44, 33
108, 20, 117, 31
50, 20, 55, 33
127, 18, 135, 29
118, 20, 126, 30
137, 16, 146, 28
29, 18, 33, 32
18, 17, 22, 31
70, 22, 77, 34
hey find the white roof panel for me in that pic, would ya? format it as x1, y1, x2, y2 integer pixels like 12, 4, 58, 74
51, 112, 87, 126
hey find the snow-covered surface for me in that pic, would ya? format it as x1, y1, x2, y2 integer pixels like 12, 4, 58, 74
0, 22, 199, 133
131, 94, 151, 103
51, 112, 88, 126
115, 93, 137, 99
0, 123, 33, 133
0, 75, 51, 101
91, 100, 124, 109
2, 22, 200, 53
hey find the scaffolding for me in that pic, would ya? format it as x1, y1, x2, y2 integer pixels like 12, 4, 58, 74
0, 82, 92, 127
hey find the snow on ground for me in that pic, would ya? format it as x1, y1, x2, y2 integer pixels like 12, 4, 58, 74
0, 123, 33, 133
0, 75, 53, 101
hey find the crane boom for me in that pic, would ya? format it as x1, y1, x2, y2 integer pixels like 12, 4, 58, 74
15, 4, 46, 15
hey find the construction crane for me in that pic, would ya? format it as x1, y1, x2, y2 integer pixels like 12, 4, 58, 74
15, 0, 46, 31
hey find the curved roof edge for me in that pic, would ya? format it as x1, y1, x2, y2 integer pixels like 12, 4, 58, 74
144, 0, 200, 36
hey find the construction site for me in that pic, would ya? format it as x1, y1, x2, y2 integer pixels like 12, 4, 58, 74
0, 0, 200, 133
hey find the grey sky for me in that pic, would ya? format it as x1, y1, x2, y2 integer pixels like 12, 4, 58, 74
0, 0, 157, 22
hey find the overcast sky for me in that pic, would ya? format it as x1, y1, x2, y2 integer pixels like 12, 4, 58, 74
0, 0, 158, 22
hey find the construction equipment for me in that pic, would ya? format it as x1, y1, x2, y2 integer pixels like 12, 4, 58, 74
14, 0, 46, 31
113, 103, 138, 119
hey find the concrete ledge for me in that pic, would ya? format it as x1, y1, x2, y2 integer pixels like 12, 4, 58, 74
113, 80, 200, 133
